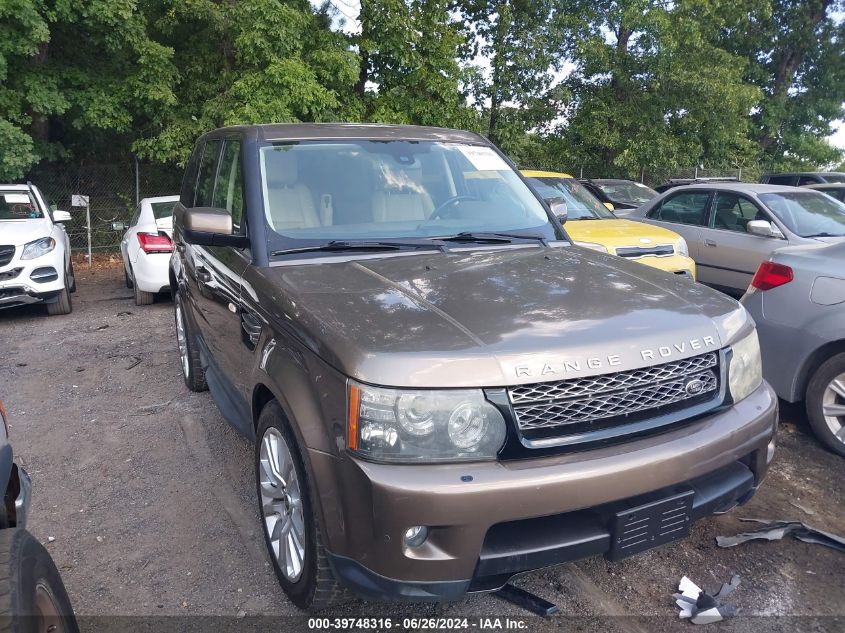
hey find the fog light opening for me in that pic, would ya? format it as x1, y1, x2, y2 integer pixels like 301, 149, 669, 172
404, 526, 428, 548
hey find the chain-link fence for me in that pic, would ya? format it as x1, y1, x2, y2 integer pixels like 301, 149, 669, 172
25, 160, 182, 254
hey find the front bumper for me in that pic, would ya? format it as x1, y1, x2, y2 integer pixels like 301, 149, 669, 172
634, 253, 697, 280
0, 245, 66, 309
312, 382, 777, 601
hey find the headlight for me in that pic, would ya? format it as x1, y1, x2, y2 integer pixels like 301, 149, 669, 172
676, 237, 689, 257
728, 329, 762, 402
348, 382, 507, 462
574, 241, 609, 253
20, 237, 56, 260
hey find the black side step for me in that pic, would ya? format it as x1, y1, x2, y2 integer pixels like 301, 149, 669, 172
494, 583, 559, 618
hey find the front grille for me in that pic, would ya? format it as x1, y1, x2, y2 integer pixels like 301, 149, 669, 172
0, 287, 25, 300
509, 352, 719, 434
0, 245, 14, 267
0, 268, 22, 282
615, 244, 674, 258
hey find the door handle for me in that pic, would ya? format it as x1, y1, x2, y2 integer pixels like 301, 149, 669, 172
241, 311, 262, 349
196, 265, 212, 283
704, 239, 717, 247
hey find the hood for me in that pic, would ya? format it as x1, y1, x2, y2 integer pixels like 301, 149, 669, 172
565, 218, 682, 249
255, 247, 749, 388
0, 219, 53, 247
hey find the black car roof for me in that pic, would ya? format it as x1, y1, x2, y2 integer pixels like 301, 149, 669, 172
202, 123, 486, 144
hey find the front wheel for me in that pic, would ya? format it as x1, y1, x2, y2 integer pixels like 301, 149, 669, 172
45, 272, 72, 316
806, 353, 845, 457
174, 292, 207, 392
256, 401, 345, 610
0, 529, 79, 633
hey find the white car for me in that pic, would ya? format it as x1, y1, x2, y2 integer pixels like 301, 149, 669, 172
0, 184, 74, 316
117, 195, 179, 305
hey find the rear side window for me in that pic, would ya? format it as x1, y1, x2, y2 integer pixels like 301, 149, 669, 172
796, 175, 821, 186
766, 175, 795, 186
195, 140, 222, 207
212, 140, 245, 233
151, 201, 177, 220
180, 143, 204, 205
649, 191, 711, 226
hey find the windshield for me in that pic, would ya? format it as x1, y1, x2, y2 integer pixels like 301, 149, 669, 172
759, 191, 845, 237
0, 190, 42, 220
258, 141, 555, 247
525, 177, 614, 219
596, 181, 657, 204
151, 201, 176, 220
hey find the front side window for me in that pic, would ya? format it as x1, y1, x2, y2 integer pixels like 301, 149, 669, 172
759, 191, 845, 237
711, 193, 766, 233
650, 191, 711, 226
526, 177, 614, 220
195, 140, 222, 207
0, 191, 42, 220
213, 140, 245, 232
597, 181, 657, 204
258, 141, 554, 247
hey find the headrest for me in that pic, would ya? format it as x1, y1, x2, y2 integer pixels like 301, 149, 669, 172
266, 151, 298, 187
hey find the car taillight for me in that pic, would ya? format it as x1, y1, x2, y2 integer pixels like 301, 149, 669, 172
137, 232, 173, 254
751, 261, 793, 291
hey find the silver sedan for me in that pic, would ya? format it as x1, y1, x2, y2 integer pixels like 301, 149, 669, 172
741, 241, 845, 457
628, 183, 845, 296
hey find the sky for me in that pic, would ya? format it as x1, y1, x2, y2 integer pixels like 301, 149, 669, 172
315, 1, 845, 152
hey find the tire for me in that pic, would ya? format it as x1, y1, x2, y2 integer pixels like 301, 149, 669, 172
124, 266, 133, 289
0, 529, 79, 633
132, 267, 154, 306
256, 401, 346, 610
174, 291, 207, 392
45, 273, 72, 316
806, 353, 845, 457
67, 261, 76, 294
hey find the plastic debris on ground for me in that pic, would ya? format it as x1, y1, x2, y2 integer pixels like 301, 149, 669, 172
716, 518, 845, 553
674, 575, 740, 625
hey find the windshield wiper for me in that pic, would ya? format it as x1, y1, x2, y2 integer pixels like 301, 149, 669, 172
271, 240, 442, 257
434, 232, 547, 245
805, 232, 845, 238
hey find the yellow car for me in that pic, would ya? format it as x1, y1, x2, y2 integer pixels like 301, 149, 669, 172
522, 170, 696, 279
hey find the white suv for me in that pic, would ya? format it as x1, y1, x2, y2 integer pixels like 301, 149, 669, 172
0, 184, 75, 315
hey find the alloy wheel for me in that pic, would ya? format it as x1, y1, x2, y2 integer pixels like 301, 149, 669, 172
259, 428, 306, 582
175, 302, 189, 378
821, 373, 845, 446
34, 582, 66, 633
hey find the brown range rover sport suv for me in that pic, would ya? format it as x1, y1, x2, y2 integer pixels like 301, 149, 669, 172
170, 124, 778, 609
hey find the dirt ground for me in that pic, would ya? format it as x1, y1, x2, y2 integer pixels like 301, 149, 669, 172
0, 265, 843, 632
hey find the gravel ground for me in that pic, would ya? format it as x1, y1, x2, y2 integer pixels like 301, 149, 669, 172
0, 266, 843, 632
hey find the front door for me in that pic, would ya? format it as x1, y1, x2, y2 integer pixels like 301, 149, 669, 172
696, 191, 785, 294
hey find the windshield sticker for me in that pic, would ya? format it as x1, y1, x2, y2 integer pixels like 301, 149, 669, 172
3, 193, 31, 204
457, 145, 510, 172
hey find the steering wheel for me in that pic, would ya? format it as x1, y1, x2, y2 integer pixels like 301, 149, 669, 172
429, 195, 478, 220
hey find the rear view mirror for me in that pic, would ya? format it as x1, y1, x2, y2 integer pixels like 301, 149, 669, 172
178, 207, 249, 248
747, 219, 783, 238
112, 221, 127, 231
53, 210, 71, 222
550, 199, 567, 224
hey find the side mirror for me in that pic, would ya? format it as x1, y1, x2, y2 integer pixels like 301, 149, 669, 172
603, 202, 615, 211
178, 207, 249, 248
747, 219, 782, 238
112, 221, 128, 231
53, 210, 71, 222
550, 199, 567, 224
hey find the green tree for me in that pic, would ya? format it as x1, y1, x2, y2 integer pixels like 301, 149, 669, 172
0, 0, 176, 179
720, 0, 845, 169
135, 0, 360, 164
556, 0, 760, 178
354, 0, 478, 128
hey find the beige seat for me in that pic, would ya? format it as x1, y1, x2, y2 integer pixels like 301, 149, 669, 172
265, 152, 320, 231
371, 169, 434, 223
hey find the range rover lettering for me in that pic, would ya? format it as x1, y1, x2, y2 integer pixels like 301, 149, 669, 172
170, 124, 778, 609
